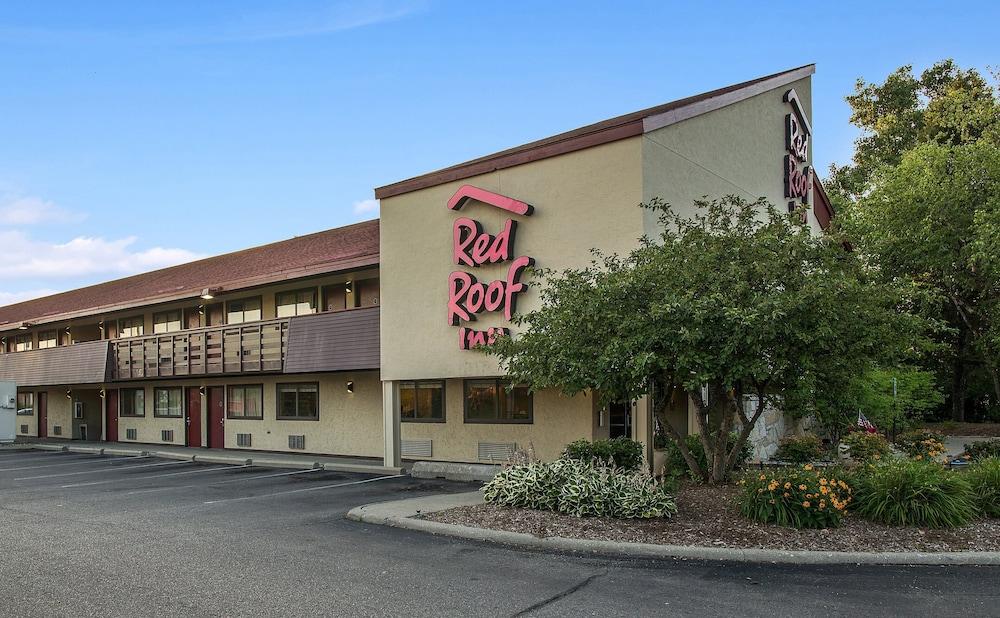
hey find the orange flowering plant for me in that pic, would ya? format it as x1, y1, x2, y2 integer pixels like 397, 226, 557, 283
737, 464, 852, 529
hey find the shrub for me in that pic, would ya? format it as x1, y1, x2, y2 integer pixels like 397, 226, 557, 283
737, 464, 852, 529
840, 431, 891, 462
482, 459, 676, 519
894, 429, 947, 461
851, 459, 977, 528
562, 437, 644, 471
966, 458, 1000, 518
662, 433, 752, 479
965, 438, 1000, 462
773, 434, 825, 463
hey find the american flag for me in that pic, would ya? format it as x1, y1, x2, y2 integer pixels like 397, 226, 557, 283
857, 410, 876, 433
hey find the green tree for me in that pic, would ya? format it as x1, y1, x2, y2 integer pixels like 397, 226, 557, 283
844, 141, 1000, 419
487, 197, 919, 483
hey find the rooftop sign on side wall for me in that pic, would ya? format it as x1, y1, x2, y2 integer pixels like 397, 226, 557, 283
783, 88, 813, 221
446, 185, 535, 350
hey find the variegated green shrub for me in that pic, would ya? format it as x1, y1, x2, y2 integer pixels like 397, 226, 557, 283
482, 459, 676, 519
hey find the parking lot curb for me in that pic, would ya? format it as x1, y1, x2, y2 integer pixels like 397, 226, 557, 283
347, 492, 1000, 566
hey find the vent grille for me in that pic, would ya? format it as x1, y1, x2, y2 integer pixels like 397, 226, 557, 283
19, 424, 28, 434
161, 430, 174, 443
478, 442, 517, 462
125, 428, 137, 441
53, 425, 62, 436
288, 435, 305, 450
401, 439, 433, 458
237, 433, 252, 448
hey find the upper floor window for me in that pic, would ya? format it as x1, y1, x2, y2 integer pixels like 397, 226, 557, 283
14, 334, 32, 352
37, 331, 57, 349
276, 289, 317, 318
153, 310, 181, 334
16, 392, 33, 415
227, 297, 262, 324
118, 316, 145, 338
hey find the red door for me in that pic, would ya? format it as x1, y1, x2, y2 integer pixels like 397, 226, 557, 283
207, 386, 225, 449
37, 392, 48, 438
105, 389, 118, 442
186, 387, 202, 447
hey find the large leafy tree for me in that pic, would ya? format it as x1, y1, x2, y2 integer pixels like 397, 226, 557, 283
827, 60, 1000, 421
488, 198, 919, 483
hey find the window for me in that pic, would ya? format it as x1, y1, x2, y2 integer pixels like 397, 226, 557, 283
464, 379, 533, 423
276, 289, 317, 318
226, 297, 262, 324
120, 388, 145, 417
153, 310, 182, 334
153, 388, 183, 418
118, 316, 144, 338
277, 383, 318, 420
38, 331, 57, 349
16, 392, 33, 415
227, 384, 264, 419
400, 381, 445, 422
14, 334, 32, 352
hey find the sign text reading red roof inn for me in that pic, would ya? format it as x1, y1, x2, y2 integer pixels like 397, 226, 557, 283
446, 185, 535, 350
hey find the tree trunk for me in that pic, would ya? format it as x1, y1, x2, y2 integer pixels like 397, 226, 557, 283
651, 380, 708, 482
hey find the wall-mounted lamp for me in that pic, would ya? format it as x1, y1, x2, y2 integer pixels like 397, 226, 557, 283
18, 321, 31, 330
198, 304, 206, 316
65, 389, 73, 400
344, 280, 353, 294
200, 287, 222, 300
346, 381, 354, 394
99, 388, 106, 399
199, 386, 206, 395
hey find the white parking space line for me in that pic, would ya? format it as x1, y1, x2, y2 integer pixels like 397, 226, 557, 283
0, 456, 143, 472
0, 453, 102, 464
124, 467, 322, 495
61, 464, 244, 488
14, 460, 186, 481
202, 474, 405, 505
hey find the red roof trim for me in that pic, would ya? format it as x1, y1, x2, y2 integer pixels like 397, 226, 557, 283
447, 185, 534, 216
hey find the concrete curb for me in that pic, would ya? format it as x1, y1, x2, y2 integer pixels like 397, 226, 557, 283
22, 443, 402, 475
346, 491, 1000, 566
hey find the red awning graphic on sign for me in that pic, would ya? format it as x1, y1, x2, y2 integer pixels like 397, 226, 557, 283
446, 185, 534, 216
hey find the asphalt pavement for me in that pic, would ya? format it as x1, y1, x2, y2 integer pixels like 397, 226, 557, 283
0, 449, 997, 617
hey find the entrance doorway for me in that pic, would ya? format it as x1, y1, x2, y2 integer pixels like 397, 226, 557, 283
206, 386, 225, 449
37, 392, 47, 438
105, 389, 118, 442
609, 402, 632, 439
186, 387, 202, 447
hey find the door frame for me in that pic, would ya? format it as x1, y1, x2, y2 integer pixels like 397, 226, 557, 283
37, 391, 48, 439
185, 387, 202, 448
206, 386, 225, 449
105, 388, 119, 442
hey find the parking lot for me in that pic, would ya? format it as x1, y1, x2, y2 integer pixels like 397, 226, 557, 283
1, 448, 998, 617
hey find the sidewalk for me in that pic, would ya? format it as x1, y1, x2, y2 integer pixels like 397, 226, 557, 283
5, 439, 403, 475
347, 492, 1000, 566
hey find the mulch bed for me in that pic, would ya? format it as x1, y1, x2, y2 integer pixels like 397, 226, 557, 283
923, 422, 1000, 437
424, 484, 1000, 553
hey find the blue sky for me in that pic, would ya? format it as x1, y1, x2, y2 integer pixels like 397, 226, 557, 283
0, 0, 996, 304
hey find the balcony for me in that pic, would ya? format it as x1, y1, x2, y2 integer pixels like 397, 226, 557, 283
112, 318, 289, 380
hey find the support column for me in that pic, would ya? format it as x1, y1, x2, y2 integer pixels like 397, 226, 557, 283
382, 380, 400, 468
634, 395, 653, 471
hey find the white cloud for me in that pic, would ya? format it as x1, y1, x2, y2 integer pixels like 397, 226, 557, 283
352, 198, 379, 217
0, 195, 85, 225
0, 230, 203, 279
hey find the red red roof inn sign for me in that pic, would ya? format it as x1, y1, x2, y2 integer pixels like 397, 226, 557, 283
446, 185, 535, 350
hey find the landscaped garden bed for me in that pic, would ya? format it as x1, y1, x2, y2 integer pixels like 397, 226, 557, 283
424, 482, 1000, 553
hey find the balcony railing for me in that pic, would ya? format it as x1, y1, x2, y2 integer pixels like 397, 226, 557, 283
112, 318, 289, 380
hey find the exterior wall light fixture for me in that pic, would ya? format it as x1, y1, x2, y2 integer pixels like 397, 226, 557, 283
346, 381, 354, 393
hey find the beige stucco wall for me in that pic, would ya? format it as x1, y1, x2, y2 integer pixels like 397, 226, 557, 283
400, 380, 594, 462
641, 75, 819, 234
379, 136, 644, 381
113, 371, 383, 458
15, 390, 38, 437
43, 388, 72, 439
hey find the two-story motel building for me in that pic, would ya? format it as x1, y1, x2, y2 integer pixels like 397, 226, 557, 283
0, 65, 833, 468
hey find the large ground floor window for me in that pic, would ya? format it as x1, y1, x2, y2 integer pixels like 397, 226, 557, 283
463, 379, 533, 424
277, 383, 319, 420
227, 384, 264, 419
121, 388, 145, 417
400, 380, 445, 422
16, 392, 33, 415
154, 388, 183, 418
